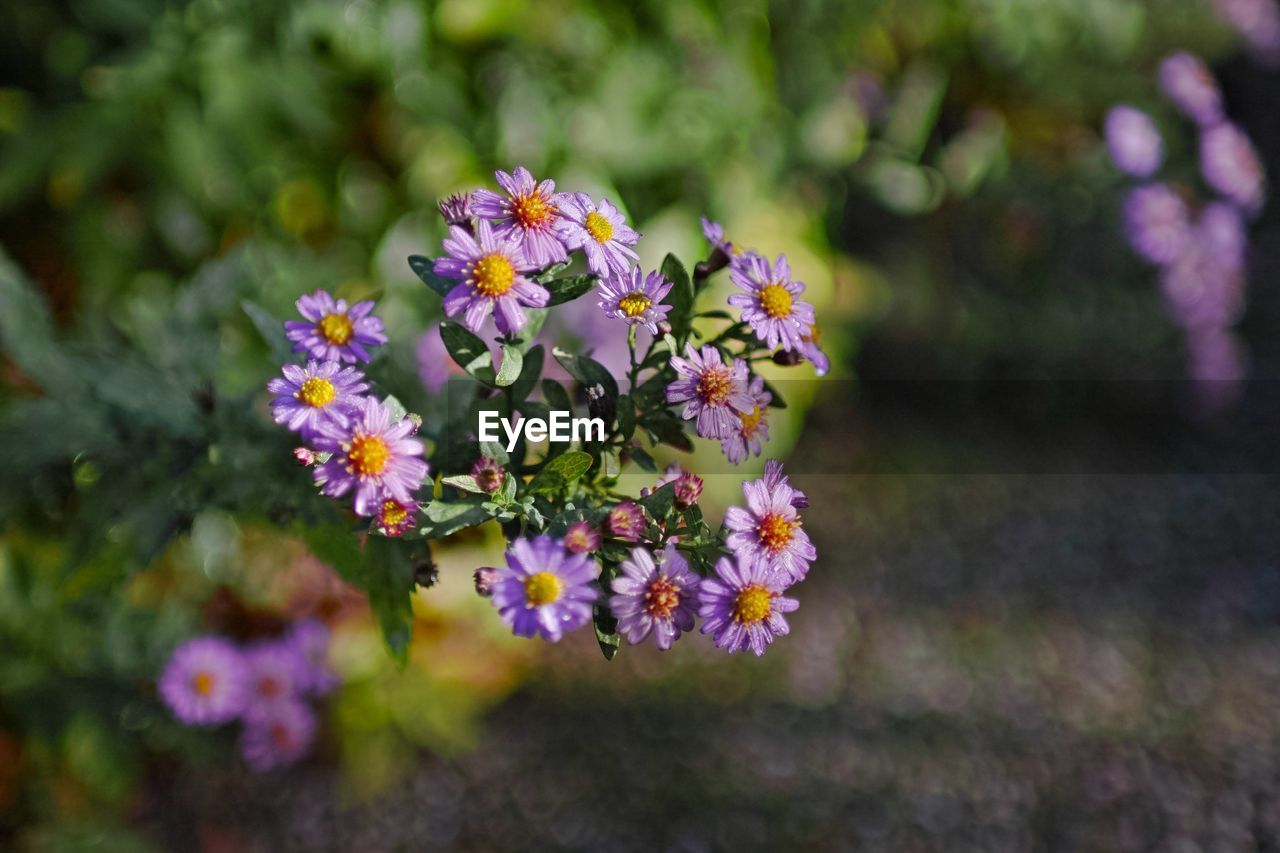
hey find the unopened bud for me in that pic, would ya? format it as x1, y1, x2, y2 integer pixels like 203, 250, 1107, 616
413, 557, 440, 589
473, 567, 500, 597
437, 192, 472, 227
772, 349, 803, 367
293, 447, 316, 466
656, 319, 673, 337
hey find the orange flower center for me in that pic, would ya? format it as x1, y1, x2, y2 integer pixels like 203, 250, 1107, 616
523, 571, 562, 606
759, 283, 793, 319
318, 312, 353, 345
192, 671, 216, 696
585, 210, 614, 243
472, 252, 516, 298
347, 434, 391, 477
644, 574, 682, 620
757, 512, 796, 553
731, 584, 773, 624
618, 292, 651, 318
739, 406, 765, 438
696, 366, 734, 406
511, 191, 555, 230
297, 376, 336, 407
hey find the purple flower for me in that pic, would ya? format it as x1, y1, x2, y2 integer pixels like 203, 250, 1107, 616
376, 497, 420, 537
1200, 122, 1266, 215
724, 461, 817, 583
469, 167, 567, 269
1158, 52, 1223, 126
697, 555, 799, 656
720, 374, 771, 464
158, 637, 250, 726
242, 640, 306, 722
762, 458, 809, 510
1104, 105, 1164, 179
284, 290, 387, 364
1212, 0, 1280, 67
728, 253, 817, 351
609, 543, 701, 650
564, 521, 602, 554
1160, 224, 1245, 332
416, 324, 459, 394
471, 456, 506, 494
437, 192, 471, 227
666, 344, 754, 440
267, 360, 368, 440
433, 219, 550, 335
701, 217, 735, 255
1188, 326, 1246, 388
657, 463, 703, 510
488, 536, 599, 642
1198, 201, 1247, 271
1123, 184, 1192, 266
555, 193, 641, 277
240, 698, 317, 772
288, 620, 339, 695
597, 268, 673, 334
796, 323, 831, 376
313, 397, 428, 517
606, 502, 647, 543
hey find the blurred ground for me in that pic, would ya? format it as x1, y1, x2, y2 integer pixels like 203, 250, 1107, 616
141, 385, 1280, 852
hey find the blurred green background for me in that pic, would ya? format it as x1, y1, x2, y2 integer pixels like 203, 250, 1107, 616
3, 0, 1280, 849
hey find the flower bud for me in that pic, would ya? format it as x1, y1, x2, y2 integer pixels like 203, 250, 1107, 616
473, 567, 500, 597
772, 349, 803, 367
437, 192, 472, 227
293, 447, 316, 466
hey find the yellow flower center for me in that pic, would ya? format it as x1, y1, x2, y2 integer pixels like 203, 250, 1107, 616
380, 499, 408, 528
731, 584, 773, 625
759, 283, 793, 319
192, 671, 216, 696
618, 292, 652, 318
347, 434, 391, 477
585, 210, 614, 243
511, 191, 555, 229
757, 512, 796, 553
296, 376, 336, 408
472, 252, 516, 298
644, 575, 682, 620
696, 366, 733, 406
523, 571, 562, 606
318, 312, 353, 345
739, 406, 765, 438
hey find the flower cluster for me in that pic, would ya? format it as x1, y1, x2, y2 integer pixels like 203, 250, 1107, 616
270, 291, 428, 525
1105, 53, 1267, 407
158, 621, 339, 771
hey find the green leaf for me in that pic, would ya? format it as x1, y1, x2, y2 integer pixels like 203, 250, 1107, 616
499, 472, 518, 501
510, 345, 543, 402
440, 321, 496, 386
601, 450, 621, 478
495, 342, 523, 387
241, 300, 293, 364
630, 446, 657, 472
761, 378, 788, 409
660, 254, 695, 339
616, 394, 636, 440
543, 274, 598, 306
407, 255, 455, 298
531, 259, 572, 283
542, 378, 573, 413
441, 474, 484, 493
553, 347, 618, 399
382, 394, 408, 422
479, 439, 509, 466
362, 535, 421, 662
527, 450, 593, 495
593, 603, 620, 661
419, 500, 492, 538
646, 411, 695, 453
639, 481, 677, 520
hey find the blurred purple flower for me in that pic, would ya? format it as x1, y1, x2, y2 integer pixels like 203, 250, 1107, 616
240, 698, 317, 772
1160, 228, 1245, 331
1123, 184, 1193, 266
666, 344, 753, 440
597, 268, 673, 334
555, 193, 640, 278
697, 555, 799, 657
610, 543, 701, 651
564, 520, 602, 554
288, 620, 339, 696
159, 637, 249, 726
1157, 52, 1223, 126
470, 167, 568, 269
267, 360, 368, 441
1104, 105, 1164, 179
242, 640, 307, 722
376, 497, 420, 538
1200, 122, 1267, 214
488, 536, 599, 642
312, 396, 428, 517
284, 290, 387, 364
1187, 327, 1247, 410
1212, 0, 1280, 67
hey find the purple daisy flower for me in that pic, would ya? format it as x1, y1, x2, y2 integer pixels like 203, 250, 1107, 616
697, 555, 799, 656
158, 637, 250, 726
433, 219, 550, 335
1158, 52, 1223, 127
288, 620, 339, 696
267, 360, 368, 440
728, 253, 817, 351
312, 396, 428, 517
720, 374, 771, 464
469, 167, 567, 269
606, 501, 647, 543
240, 698, 317, 772
657, 463, 703, 510
597, 268, 674, 335
1104, 105, 1164, 179
564, 520, 602, 554
666, 344, 754, 440
242, 640, 307, 722
609, 543, 701, 650
376, 497, 420, 537
1122, 184, 1192, 266
284, 290, 387, 364
1200, 122, 1267, 215
724, 462, 818, 583
489, 535, 599, 642
555, 193, 641, 278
